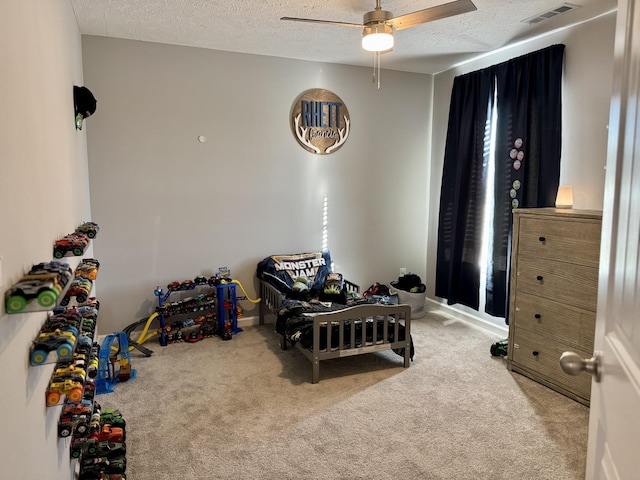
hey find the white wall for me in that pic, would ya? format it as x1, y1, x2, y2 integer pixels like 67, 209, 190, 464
427, 12, 617, 330
0, 1, 90, 478
82, 37, 433, 335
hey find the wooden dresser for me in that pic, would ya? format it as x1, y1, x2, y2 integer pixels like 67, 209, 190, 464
507, 208, 602, 406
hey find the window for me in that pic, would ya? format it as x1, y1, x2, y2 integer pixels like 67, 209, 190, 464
435, 44, 565, 320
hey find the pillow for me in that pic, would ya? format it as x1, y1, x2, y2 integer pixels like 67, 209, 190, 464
257, 251, 332, 294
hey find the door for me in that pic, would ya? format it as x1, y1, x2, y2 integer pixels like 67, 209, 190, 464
585, 0, 640, 478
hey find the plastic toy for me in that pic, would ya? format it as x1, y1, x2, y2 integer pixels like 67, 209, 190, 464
71, 436, 92, 458
96, 332, 135, 395
31, 329, 77, 365
76, 221, 100, 239
5, 275, 63, 313
58, 413, 90, 437
60, 277, 93, 306
87, 353, 99, 379
490, 339, 508, 357
46, 377, 83, 406
53, 232, 90, 258
194, 275, 208, 285
62, 398, 94, 416
75, 334, 94, 355
28, 262, 73, 289
99, 409, 126, 428
85, 441, 126, 459
123, 272, 261, 351
79, 455, 126, 479
92, 424, 124, 443
54, 364, 86, 383
45, 309, 83, 331
76, 260, 100, 280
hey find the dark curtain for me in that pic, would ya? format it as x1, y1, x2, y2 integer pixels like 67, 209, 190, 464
435, 69, 494, 310
436, 44, 565, 318
486, 44, 565, 318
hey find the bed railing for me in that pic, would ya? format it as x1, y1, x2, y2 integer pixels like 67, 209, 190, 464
306, 303, 412, 383
259, 280, 283, 324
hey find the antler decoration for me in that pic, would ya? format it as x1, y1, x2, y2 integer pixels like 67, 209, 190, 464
326, 116, 350, 154
294, 114, 321, 154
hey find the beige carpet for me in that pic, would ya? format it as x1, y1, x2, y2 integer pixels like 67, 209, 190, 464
96, 310, 589, 480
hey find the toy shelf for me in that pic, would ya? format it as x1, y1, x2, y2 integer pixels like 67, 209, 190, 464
29, 300, 100, 367
156, 282, 219, 346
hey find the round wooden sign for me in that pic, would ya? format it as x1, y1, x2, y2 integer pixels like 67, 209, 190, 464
290, 89, 350, 155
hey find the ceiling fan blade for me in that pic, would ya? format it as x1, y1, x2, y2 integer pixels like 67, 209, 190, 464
388, 0, 477, 31
280, 17, 363, 28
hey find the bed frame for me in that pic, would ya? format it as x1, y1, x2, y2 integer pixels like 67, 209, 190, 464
259, 280, 412, 383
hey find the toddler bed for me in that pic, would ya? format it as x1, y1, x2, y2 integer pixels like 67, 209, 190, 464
257, 251, 413, 383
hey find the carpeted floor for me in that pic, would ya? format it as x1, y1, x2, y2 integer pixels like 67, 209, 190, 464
96, 310, 589, 480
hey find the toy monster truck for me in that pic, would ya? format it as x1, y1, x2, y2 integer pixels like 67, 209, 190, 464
5, 275, 63, 313
47, 377, 83, 406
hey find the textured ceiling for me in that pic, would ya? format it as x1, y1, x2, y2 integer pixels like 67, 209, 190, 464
70, 0, 617, 74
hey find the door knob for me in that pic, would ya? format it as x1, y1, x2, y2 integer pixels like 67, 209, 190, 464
559, 351, 602, 382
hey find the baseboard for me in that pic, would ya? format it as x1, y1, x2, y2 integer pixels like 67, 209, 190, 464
238, 315, 264, 328
240, 304, 508, 339
424, 298, 508, 338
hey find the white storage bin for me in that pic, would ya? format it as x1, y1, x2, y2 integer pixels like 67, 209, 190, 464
388, 284, 426, 319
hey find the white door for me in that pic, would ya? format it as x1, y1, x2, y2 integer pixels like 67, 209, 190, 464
584, 0, 640, 478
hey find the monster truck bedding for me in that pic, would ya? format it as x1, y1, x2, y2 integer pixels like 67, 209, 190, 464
257, 251, 414, 358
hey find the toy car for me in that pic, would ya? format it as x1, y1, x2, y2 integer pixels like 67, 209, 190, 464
30, 337, 74, 365
76, 221, 100, 239
5, 275, 63, 313
53, 233, 90, 258
28, 262, 73, 286
31, 329, 77, 365
90, 424, 124, 443
63, 398, 94, 416
84, 441, 126, 459
79, 455, 126, 479
74, 335, 93, 356
54, 365, 86, 387
45, 310, 83, 330
83, 378, 96, 401
75, 263, 99, 281
47, 377, 83, 406
70, 436, 92, 458
58, 413, 90, 437
87, 354, 99, 379
79, 456, 126, 480
60, 277, 93, 306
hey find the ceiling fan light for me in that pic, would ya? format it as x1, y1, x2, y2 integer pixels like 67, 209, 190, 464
362, 24, 394, 52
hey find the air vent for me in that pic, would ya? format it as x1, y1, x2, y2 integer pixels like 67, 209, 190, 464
522, 3, 580, 25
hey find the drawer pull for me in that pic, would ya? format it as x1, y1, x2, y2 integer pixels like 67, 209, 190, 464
534, 313, 541, 320
538, 236, 546, 242
536, 275, 544, 281
532, 351, 539, 357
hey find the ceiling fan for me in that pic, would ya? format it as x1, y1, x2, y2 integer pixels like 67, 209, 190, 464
282, 0, 477, 52
281, 0, 477, 87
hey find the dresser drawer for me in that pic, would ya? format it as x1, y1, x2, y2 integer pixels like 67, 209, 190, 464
512, 292, 595, 351
516, 256, 599, 311
517, 217, 601, 267
511, 328, 592, 401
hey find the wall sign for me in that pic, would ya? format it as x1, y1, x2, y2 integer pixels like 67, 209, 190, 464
290, 89, 350, 155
